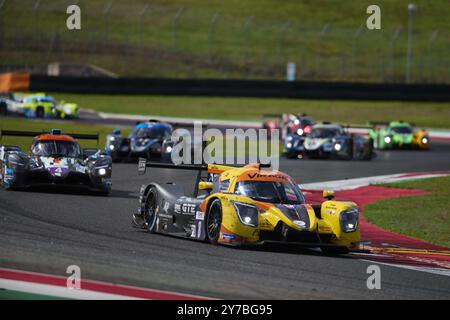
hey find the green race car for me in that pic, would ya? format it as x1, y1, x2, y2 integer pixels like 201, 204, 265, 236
22, 93, 79, 119
368, 121, 430, 150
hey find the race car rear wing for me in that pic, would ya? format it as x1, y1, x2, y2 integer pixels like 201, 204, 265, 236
138, 160, 271, 196
138, 160, 271, 175
368, 121, 417, 127
0, 130, 99, 143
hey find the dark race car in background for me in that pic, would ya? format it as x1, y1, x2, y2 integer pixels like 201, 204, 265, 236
283, 113, 315, 138
105, 120, 173, 162
284, 122, 374, 160
0, 129, 112, 194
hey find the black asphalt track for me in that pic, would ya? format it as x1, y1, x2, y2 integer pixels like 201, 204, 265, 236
1, 141, 450, 299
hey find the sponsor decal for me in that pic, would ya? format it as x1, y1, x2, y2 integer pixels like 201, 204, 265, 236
222, 233, 236, 240
190, 225, 196, 238
197, 221, 202, 238
293, 220, 306, 227
181, 203, 196, 215
195, 211, 204, 221
163, 201, 170, 213
174, 203, 181, 214
247, 173, 287, 180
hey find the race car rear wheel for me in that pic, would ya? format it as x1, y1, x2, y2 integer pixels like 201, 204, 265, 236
206, 199, 222, 245
143, 187, 158, 233
0, 102, 7, 116
36, 107, 45, 118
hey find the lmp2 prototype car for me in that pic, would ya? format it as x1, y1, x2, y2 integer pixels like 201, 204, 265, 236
105, 120, 173, 162
132, 161, 361, 254
284, 122, 374, 160
0, 93, 26, 116
368, 121, 430, 150
22, 93, 79, 119
0, 129, 112, 194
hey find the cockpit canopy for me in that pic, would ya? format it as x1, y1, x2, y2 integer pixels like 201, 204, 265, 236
234, 180, 305, 205
31, 140, 81, 158
309, 126, 343, 138
132, 126, 172, 140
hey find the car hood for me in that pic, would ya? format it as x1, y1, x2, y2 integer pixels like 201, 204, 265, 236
131, 138, 161, 151
392, 133, 413, 143
258, 202, 317, 232
303, 137, 330, 150
37, 156, 85, 178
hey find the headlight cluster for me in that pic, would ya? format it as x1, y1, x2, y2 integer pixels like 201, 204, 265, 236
340, 208, 359, 233
384, 136, 392, 144
232, 201, 259, 227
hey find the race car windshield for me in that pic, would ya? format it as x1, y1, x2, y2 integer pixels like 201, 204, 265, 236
31, 140, 80, 158
234, 181, 305, 204
391, 126, 412, 134
309, 128, 340, 138
134, 128, 169, 139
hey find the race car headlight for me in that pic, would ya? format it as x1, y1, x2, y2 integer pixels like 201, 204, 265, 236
165, 145, 173, 153
334, 143, 342, 151
421, 137, 428, 144
109, 145, 115, 150
98, 168, 107, 176
384, 136, 392, 144
340, 208, 359, 233
286, 142, 293, 148
232, 201, 259, 227
296, 128, 304, 136
109, 136, 116, 142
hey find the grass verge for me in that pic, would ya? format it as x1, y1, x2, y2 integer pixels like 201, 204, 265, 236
50, 93, 450, 129
364, 176, 450, 247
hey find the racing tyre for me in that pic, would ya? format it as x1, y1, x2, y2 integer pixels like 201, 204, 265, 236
36, 107, 44, 118
0, 102, 7, 116
206, 199, 222, 245
142, 187, 158, 233
321, 246, 349, 256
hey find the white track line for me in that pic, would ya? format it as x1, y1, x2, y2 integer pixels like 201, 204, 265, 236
299, 171, 450, 191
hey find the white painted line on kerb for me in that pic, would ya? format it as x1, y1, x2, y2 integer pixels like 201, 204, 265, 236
0, 279, 141, 300
299, 171, 450, 191
361, 260, 450, 277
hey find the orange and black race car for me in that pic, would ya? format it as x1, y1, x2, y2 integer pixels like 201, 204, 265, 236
132, 160, 361, 254
0, 129, 112, 194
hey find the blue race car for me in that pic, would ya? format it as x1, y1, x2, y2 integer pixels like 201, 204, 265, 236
284, 122, 374, 160
105, 120, 174, 162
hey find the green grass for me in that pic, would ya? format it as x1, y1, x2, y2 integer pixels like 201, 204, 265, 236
50, 92, 450, 128
1, 0, 449, 82
364, 176, 450, 247
0, 117, 130, 150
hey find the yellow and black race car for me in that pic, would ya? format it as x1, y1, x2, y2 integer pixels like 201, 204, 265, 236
132, 160, 360, 255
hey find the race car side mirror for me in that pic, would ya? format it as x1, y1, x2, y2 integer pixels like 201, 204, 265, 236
198, 181, 214, 192
323, 190, 335, 200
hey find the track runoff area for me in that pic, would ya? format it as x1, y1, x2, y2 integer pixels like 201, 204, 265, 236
1, 118, 450, 302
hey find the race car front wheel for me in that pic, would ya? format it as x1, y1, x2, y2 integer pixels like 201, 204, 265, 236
143, 187, 158, 233
206, 199, 222, 245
